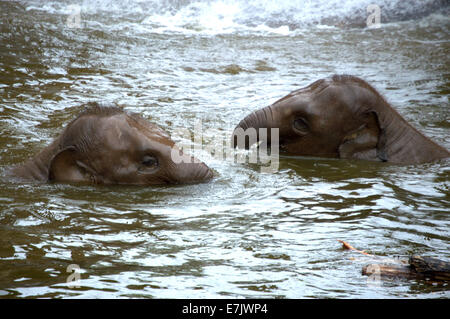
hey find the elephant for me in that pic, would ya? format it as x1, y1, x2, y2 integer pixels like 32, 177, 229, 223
232, 74, 449, 164
6, 103, 213, 185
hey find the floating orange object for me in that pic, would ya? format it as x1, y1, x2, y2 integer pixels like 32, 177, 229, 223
337, 240, 373, 256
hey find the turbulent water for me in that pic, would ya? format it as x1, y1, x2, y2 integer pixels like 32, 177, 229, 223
0, 0, 449, 298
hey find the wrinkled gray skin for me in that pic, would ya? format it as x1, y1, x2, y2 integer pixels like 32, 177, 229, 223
6, 103, 213, 185
233, 75, 449, 164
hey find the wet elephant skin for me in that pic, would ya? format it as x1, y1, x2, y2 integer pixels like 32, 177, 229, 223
232, 74, 450, 164
6, 103, 213, 185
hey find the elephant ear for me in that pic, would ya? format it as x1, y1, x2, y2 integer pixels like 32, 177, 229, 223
338, 111, 388, 162
48, 147, 92, 182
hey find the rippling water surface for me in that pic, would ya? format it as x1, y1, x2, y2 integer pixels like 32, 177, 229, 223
0, 0, 449, 298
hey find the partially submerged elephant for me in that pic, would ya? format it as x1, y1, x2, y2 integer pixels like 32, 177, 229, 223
232, 74, 449, 164
7, 103, 213, 185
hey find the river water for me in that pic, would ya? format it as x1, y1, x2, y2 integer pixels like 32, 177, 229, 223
0, 0, 449, 298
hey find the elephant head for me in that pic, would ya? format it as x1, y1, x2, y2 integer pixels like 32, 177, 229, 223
232, 74, 449, 164
9, 103, 213, 185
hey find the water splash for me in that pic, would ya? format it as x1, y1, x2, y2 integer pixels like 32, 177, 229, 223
22, 0, 450, 34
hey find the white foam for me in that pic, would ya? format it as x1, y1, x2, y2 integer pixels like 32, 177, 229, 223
22, 0, 449, 35
142, 1, 246, 35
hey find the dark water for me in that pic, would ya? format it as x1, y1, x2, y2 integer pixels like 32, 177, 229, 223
0, 0, 449, 298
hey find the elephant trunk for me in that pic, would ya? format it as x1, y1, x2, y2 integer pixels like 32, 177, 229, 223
174, 161, 213, 184
168, 150, 214, 184
232, 105, 274, 149
184, 161, 213, 183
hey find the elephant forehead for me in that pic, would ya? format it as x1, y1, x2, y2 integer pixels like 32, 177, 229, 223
99, 114, 175, 153
97, 115, 135, 148
304, 99, 355, 134
122, 114, 173, 143
272, 93, 310, 118
312, 89, 355, 116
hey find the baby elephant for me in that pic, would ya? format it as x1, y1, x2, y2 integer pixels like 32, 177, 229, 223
233, 74, 449, 164
7, 103, 213, 185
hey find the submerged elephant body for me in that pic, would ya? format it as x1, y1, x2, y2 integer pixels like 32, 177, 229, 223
233, 74, 449, 164
7, 103, 213, 185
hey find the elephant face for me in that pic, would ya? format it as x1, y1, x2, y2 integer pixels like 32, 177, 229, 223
48, 106, 213, 185
233, 75, 387, 162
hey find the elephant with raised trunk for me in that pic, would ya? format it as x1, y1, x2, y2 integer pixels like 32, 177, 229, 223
6, 103, 213, 185
232, 75, 449, 164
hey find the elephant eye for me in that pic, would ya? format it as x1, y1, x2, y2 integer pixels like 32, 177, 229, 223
140, 155, 158, 170
293, 117, 309, 135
